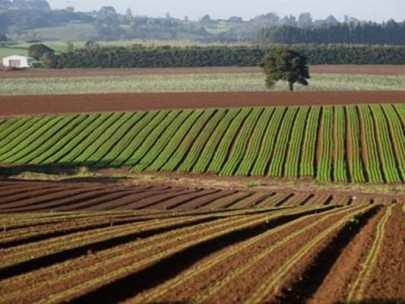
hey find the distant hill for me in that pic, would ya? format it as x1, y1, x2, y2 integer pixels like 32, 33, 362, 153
0, 1, 404, 44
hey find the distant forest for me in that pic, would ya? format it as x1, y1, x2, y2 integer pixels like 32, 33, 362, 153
0, 0, 404, 44
48, 45, 405, 68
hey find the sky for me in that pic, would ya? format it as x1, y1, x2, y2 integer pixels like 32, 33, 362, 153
47, 0, 404, 22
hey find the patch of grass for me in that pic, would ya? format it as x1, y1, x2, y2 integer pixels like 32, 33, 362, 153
241, 181, 267, 188
0, 73, 403, 95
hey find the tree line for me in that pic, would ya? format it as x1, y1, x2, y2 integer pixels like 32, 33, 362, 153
35, 44, 405, 69
257, 21, 405, 45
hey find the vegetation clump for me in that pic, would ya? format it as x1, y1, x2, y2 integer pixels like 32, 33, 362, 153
261, 48, 310, 91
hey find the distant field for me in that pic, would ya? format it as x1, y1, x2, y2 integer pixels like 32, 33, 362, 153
0, 39, 237, 59
0, 73, 403, 95
1, 104, 405, 183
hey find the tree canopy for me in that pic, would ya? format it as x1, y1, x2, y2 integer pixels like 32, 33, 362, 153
261, 48, 310, 91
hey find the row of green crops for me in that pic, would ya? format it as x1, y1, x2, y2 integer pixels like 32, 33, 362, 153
1, 104, 405, 183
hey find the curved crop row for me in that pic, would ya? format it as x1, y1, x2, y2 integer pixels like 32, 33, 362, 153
0, 104, 404, 183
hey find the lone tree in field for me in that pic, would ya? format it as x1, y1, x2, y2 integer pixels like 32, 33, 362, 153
261, 48, 310, 91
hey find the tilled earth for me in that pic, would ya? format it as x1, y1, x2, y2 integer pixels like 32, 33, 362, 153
0, 179, 404, 303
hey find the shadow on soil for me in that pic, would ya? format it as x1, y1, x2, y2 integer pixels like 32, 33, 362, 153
69, 206, 338, 304
276, 205, 382, 303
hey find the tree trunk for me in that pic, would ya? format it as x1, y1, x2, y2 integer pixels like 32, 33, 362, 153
288, 81, 294, 91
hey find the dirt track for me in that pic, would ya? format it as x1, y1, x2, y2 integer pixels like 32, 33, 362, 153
0, 65, 404, 78
1, 91, 405, 116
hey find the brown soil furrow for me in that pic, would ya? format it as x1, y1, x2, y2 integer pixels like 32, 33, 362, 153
258, 192, 295, 208
0, 187, 139, 212
0, 185, 107, 210
0, 206, 324, 303
146, 189, 219, 210
152, 205, 365, 303
82, 186, 173, 210
176, 190, 238, 210
213, 205, 376, 303
304, 194, 332, 206
0, 211, 279, 301
282, 192, 313, 207
230, 192, 274, 209
0, 211, 176, 249
204, 191, 253, 209
307, 206, 386, 303
54, 189, 161, 212
1, 91, 405, 117
0, 215, 217, 276
356, 203, 405, 301
116, 188, 203, 210
0, 185, 73, 205
131, 205, 346, 303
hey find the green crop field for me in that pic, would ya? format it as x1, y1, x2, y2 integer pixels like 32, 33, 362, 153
0, 73, 404, 95
1, 104, 405, 184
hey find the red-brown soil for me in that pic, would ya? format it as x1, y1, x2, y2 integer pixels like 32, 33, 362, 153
1, 91, 405, 117
3, 202, 403, 303
0, 65, 404, 78
0, 179, 404, 303
0, 179, 402, 212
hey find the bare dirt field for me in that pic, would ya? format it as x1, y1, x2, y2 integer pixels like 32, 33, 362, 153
1, 91, 405, 116
0, 179, 400, 213
0, 65, 404, 78
0, 179, 403, 303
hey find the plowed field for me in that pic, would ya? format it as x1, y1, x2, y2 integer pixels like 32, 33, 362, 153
0, 179, 403, 303
0, 179, 382, 213
1, 91, 405, 116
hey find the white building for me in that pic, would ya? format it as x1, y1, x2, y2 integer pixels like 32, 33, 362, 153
2, 55, 35, 68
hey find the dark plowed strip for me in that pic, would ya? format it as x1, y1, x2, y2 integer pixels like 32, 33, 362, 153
0, 185, 106, 210
175, 190, 238, 210
0, 216, 220, 280
0, 186, 74, 205
68, 206, 338, 304
1, 187, 143, 212
0, 184, 57, 197
305, 194, 333, 206
328, 195, 351, 206
275, 205, 382, 302
360, 204, 405, 301
282, 193, 311, 207
0, 213, 178, 249
231, 192, 274, 209
122, 188, 205, 210
86, 186, 175, 210
258, 193, 294, 208
55, 188, 159, 211
207, 192, 253, 209
154, 189, 221, 210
